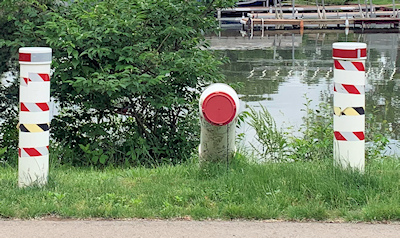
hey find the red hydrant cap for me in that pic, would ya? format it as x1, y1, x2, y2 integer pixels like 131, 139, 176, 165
202, 92, 236, 126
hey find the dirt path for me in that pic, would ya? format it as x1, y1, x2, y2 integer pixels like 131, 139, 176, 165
1, 220, 400, 238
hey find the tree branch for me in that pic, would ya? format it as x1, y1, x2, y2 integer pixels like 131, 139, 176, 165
156, 32, 172, 52
202, 0, 217, 17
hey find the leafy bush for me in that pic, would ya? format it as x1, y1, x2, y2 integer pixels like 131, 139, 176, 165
1, 0, 237, 166
0, 0, 57, 164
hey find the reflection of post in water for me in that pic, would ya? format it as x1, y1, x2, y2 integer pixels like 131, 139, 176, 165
292, 34, 295, 68
273, 34, 277, 60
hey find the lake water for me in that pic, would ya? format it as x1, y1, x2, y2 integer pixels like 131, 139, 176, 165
208, 31, 400, 154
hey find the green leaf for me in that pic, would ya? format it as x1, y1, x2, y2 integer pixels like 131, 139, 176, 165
72, 59, 79, 69
131, 151, 137, 161
72, 50, 79, 59
99, 154, 108, 164
79, 144, 90, 153
92, 155, 99, 163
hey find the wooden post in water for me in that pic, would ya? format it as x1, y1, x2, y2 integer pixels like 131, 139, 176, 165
292, 0, 295, 19
262, 18, 264, 38
393, 0, 395, 17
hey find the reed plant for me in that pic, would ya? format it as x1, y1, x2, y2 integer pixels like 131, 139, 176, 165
247, 96, 333, 162
247, 94, 392, 162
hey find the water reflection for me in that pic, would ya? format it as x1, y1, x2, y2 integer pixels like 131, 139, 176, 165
209, 32, 400, 150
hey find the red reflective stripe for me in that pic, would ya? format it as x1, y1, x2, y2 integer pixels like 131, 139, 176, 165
334, 131, 346, 140
360, 48, 367, 57
342, 84, 360, 94
38, 74, 50, 81
334, 60, 344, 70
36, 103, 49, 111
352, 62, 365, 71
333, 48, 366, 58
20, 103, 29, 112
18, 148, 21, 157
23, 148, 42, 157
19, 53, 31, 62
353, 132, 365, 140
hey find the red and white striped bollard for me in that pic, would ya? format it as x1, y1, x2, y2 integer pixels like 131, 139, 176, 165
333, 42, 366, 171
18, 47, 52, 187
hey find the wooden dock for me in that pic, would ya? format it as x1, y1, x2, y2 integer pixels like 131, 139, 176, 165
220, 5, 379, 13
247, 11, 396, 19
217, 3, 400, 27
242, 17, 400, 26
240, 17, 400, 38
216, 3, 400, 38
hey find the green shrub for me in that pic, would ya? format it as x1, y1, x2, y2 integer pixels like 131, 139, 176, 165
0, 0, 57, 164
1, 0, 237, 166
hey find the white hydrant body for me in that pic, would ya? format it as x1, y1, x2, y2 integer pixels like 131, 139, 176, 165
199, 83, 240, 163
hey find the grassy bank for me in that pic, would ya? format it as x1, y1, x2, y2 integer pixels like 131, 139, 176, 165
1, 155, 400, 221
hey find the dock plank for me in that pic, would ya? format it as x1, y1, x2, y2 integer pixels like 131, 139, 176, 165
242, 17, 400, 26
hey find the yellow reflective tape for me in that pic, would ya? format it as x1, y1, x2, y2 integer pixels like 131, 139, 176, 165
334, 107, 341, 116
334, 107, 365, 116
19, 123, 50, 132
343, 107, 358, 116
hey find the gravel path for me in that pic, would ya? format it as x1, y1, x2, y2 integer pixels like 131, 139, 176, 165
1, 219, 400, 238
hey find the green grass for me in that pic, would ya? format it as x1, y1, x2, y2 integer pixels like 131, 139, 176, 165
1, 155, 400, 221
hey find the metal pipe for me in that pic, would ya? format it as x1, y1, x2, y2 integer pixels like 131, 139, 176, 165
292, 0, 295, 19
393, 0, 395, 17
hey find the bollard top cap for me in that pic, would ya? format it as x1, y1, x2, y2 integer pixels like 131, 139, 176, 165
202, 92, 236, 126
19, 47, 52, 54
332, 42, 367, 50
332, 42, 367, 60
19, 47, 52, 64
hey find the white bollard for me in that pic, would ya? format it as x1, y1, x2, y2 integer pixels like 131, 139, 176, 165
199, 83, 240, 163
18, 47, 52, 187
332, 42, 366, 171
